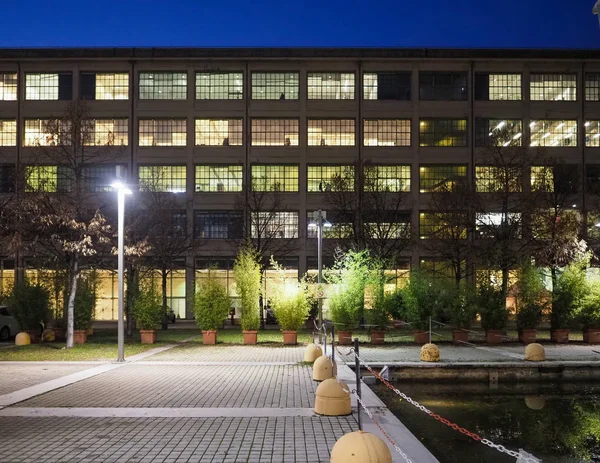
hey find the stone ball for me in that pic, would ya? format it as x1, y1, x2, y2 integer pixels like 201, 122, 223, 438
524, 343, 545, 362
525, 396, 546, 410
420, 343, 440, 362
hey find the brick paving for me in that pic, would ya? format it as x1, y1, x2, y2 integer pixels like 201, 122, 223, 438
0, 364, 98, 395
147, 344, 306, 363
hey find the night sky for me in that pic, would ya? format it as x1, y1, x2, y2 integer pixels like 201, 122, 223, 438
1, 0, 599, 48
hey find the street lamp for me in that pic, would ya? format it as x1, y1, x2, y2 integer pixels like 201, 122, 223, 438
308, 210, 332, 344
111, 167, 132, 363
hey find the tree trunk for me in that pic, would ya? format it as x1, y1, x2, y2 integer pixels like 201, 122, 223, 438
125, 264, 138, 337
66, 259, 79, 349
161, 268, 168, 330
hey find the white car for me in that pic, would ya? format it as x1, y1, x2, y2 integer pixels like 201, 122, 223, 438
0, 306, 20, 341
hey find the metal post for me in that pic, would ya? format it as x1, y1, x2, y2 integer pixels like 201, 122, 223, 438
354, 337, 362, 430
117, 186, 125, 363
323, 321, 327, 357
331, 323, 336, 376
317, 210, 323, 345
429, 316, 432, 344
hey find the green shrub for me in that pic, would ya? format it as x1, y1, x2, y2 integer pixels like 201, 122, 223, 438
516, 261, 548, 330
402, 271, 449, 331
73, 278, 96, 330
449, 283, 478, 329
9, 280, 51, 331
478, 283, 508, 330
552, 260, 588, 330
194, 271, 230, 330
577, 277, 600, 329
132, 284, 163, 330
234, 247, 262, 331
383, 288, 406, 321
269, 259, 310, 331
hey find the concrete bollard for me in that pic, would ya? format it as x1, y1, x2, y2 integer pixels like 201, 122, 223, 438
314, 378, 351, 416
420, 343, 440, 362
313, 355, 334, 381
330, 431, 392, 462
15, 332, 31, 346
304, 343, 323, 363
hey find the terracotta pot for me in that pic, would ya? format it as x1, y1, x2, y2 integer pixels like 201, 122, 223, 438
86, 328, 94, 336
338, 331, 353, 345
140, 329, 157, 344
370, 330, 385, 345
413, 331, 429, 344
73, 330, 87, 344
243, 330, 258, 345
486, 330, 503, 345
452, 329, 469, 345
202, 330, 217, 345
583, 328, 600, 344
52, 327, 65, 341
518, 329, 537, 344
282, 330, 297, 345
551, 329, 570, 344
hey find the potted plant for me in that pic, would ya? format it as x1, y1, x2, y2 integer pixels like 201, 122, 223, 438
194, 270, 230, 345
403, 271, 442, 344
133, 284, 163, 344
73, 278, 96, 344
449, 284, 477, 345
366, 269, 395, 345
578, 279, 600, 344
9, 280, 50, 344
515, 262, 547, 344
234, 247, 262, 345
477, 283, 508, 345
552, 261, 587, 343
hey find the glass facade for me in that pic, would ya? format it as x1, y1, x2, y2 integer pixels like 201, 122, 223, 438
364, 119, 411, 146
81, 73, 129, 100
307, 119, 355, 146
251, 119, 299, 146
195, 165, 243, 192
195, 119, 243, 146
530, 74, 577, 101
419, 119, 468, 147
0, 73, 17, 101
138, 165, 187, 193
24, 119, 70, 146
196, 72, 243, 100
251, 165, 298, 192
307, 165, 354, 192
139, 119, 186, 146
86, 119, 128, 146
307, 72, 355, 100
419, 72, 467, 101
475, 119, 523, 147
419, 212, 467, 239
25, 73, 72, 100
585, 73, 600, 102
252, 72, 299, 100
475, 73, 522, 101
585, 121, 600, 147
476, 166, 521, 193
419, 165, 467, 193
139, 72, 187, 100
530, 120, 577, 147
364, 165, 411, 192
194, 211, 243, 239
0, 120, 16, 146
363, 72, 410, 100
251, 211, 298, 239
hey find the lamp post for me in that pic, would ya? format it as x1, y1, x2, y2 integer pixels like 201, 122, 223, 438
309, 210, 331, 344
111, 167, 132, 363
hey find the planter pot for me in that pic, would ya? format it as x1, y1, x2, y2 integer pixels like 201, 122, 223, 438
140, 329, 157, 344
243, 330, 258, 345
52, 327, 65, 341
551, 329, 570, 344
452, 329, 469, 345
518, 329, 537, 344
202, 330, 217, 345
413, 331, 429, 344
583, 328, 600, 344
86, 328, 94, 336
370, 330, 385, 345
282, 330, 297, 345
486, 330, 503, 345
338, 331, 353, 345
73, 330, 87, 344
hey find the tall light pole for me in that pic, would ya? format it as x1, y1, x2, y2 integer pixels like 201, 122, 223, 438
112, 167, 132, 363
309, 210, 331, 344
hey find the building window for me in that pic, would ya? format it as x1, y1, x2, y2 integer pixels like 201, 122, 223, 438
194, 211, 243, 239
475, 119, 523, 147
530, 120, 577, 147
195, 119, 243, 146
419, 212, 467, 239
307, 212, 354, 239
585, 121, 600, 147
419, 119, 468, 147
196, 72, 243, 100
421, 258, 465, 282
530, 166, 554, 192
365, 218, 410, 240
307, 119, 355, 146
419, 165, 467, 193
251, 119, 299, 146
80, 165, 119, 193
139, 119, 186, 146
587, 165, 600, 195
195, 165, 243, 192
530, 73, 577, 101
25, 73, 72, 100
419, 72, 467, 101
24, 165, 70, 193
86, 119, 128, 146
588, 211, 600, 240
251, 72, 299, 100
475, 166, 521, 193
476, 212, 522, 239
585, 73, 600, 102
474, 73, 522, 101
0, 120, 16, 146
138, 165, 186, 193
251, 165, 298, 192
364, 119, 411, 146
139, 72, 187, 100
24, 119, 71, 146
252, 212, 298, 239
364, 165, 411, 192
363, 72, 411, 100
0, 73, 17, 101
0, 166, 15, 193
307, 165, 354, 192
307, 72, 355, 100
80, 73, 129, 100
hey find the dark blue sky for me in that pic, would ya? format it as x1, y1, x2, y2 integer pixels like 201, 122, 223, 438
1, 0, 598, 48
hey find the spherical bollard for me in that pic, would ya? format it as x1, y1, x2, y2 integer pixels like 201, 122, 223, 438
304, 343, 323, 363
420, 343, 440, 362
41, 328, 55, 342
525, 396, 546, 410
524, 343, 545, 362
313, 355, 334, 381
15, 332, 31, 346
315, 378, 351, 416
330, 431, 392, 463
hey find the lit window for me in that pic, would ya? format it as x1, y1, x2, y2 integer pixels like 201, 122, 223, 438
251, 212, 298, 239
194, 211, 243, 239
307, 165, 354, 192
24, 166, 70, 193
419, 165, 467, 193
474, 73, 522, 101
475, 119, 523, 147
364, 165, 411, 192
139, 119, 186, 146
475, 166, 521, 193
530, 120, 577, 147
251, 119, 299, 146
419, 72, 467, 101
364, 119, 411, 146
476, 212, 522, 239
0, 120, 16, 146
86, 119, 128, 146
195, 119, 243, 146
195, 165, 243, 192
24, 119, 71, 146
363, 72, 411, 100
307, 119, 355, 146
80, 73, 129, 100
251, 73, 299, 100
530, 166, 554, 192
196, 72, 243, 100
530, 74, 576, 101
419, 119, 467, 147
25, 73, 72, 100
0, 73, 17, 101
419, 212, 467, 239
138, 165, 186, 193
0, 166, 15, 193
139, 72, 187, 100
365, 219, 410, 240
251, 165, 298, 192
585, 121, 600, 147
307, 212, 354, 239
585, 74, 600, 102
307, 72, 355, 100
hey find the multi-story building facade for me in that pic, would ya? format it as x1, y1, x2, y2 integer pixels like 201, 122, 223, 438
1, 47, 600, 320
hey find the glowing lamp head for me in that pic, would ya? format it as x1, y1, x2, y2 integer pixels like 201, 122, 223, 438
111, 181, 132, 195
